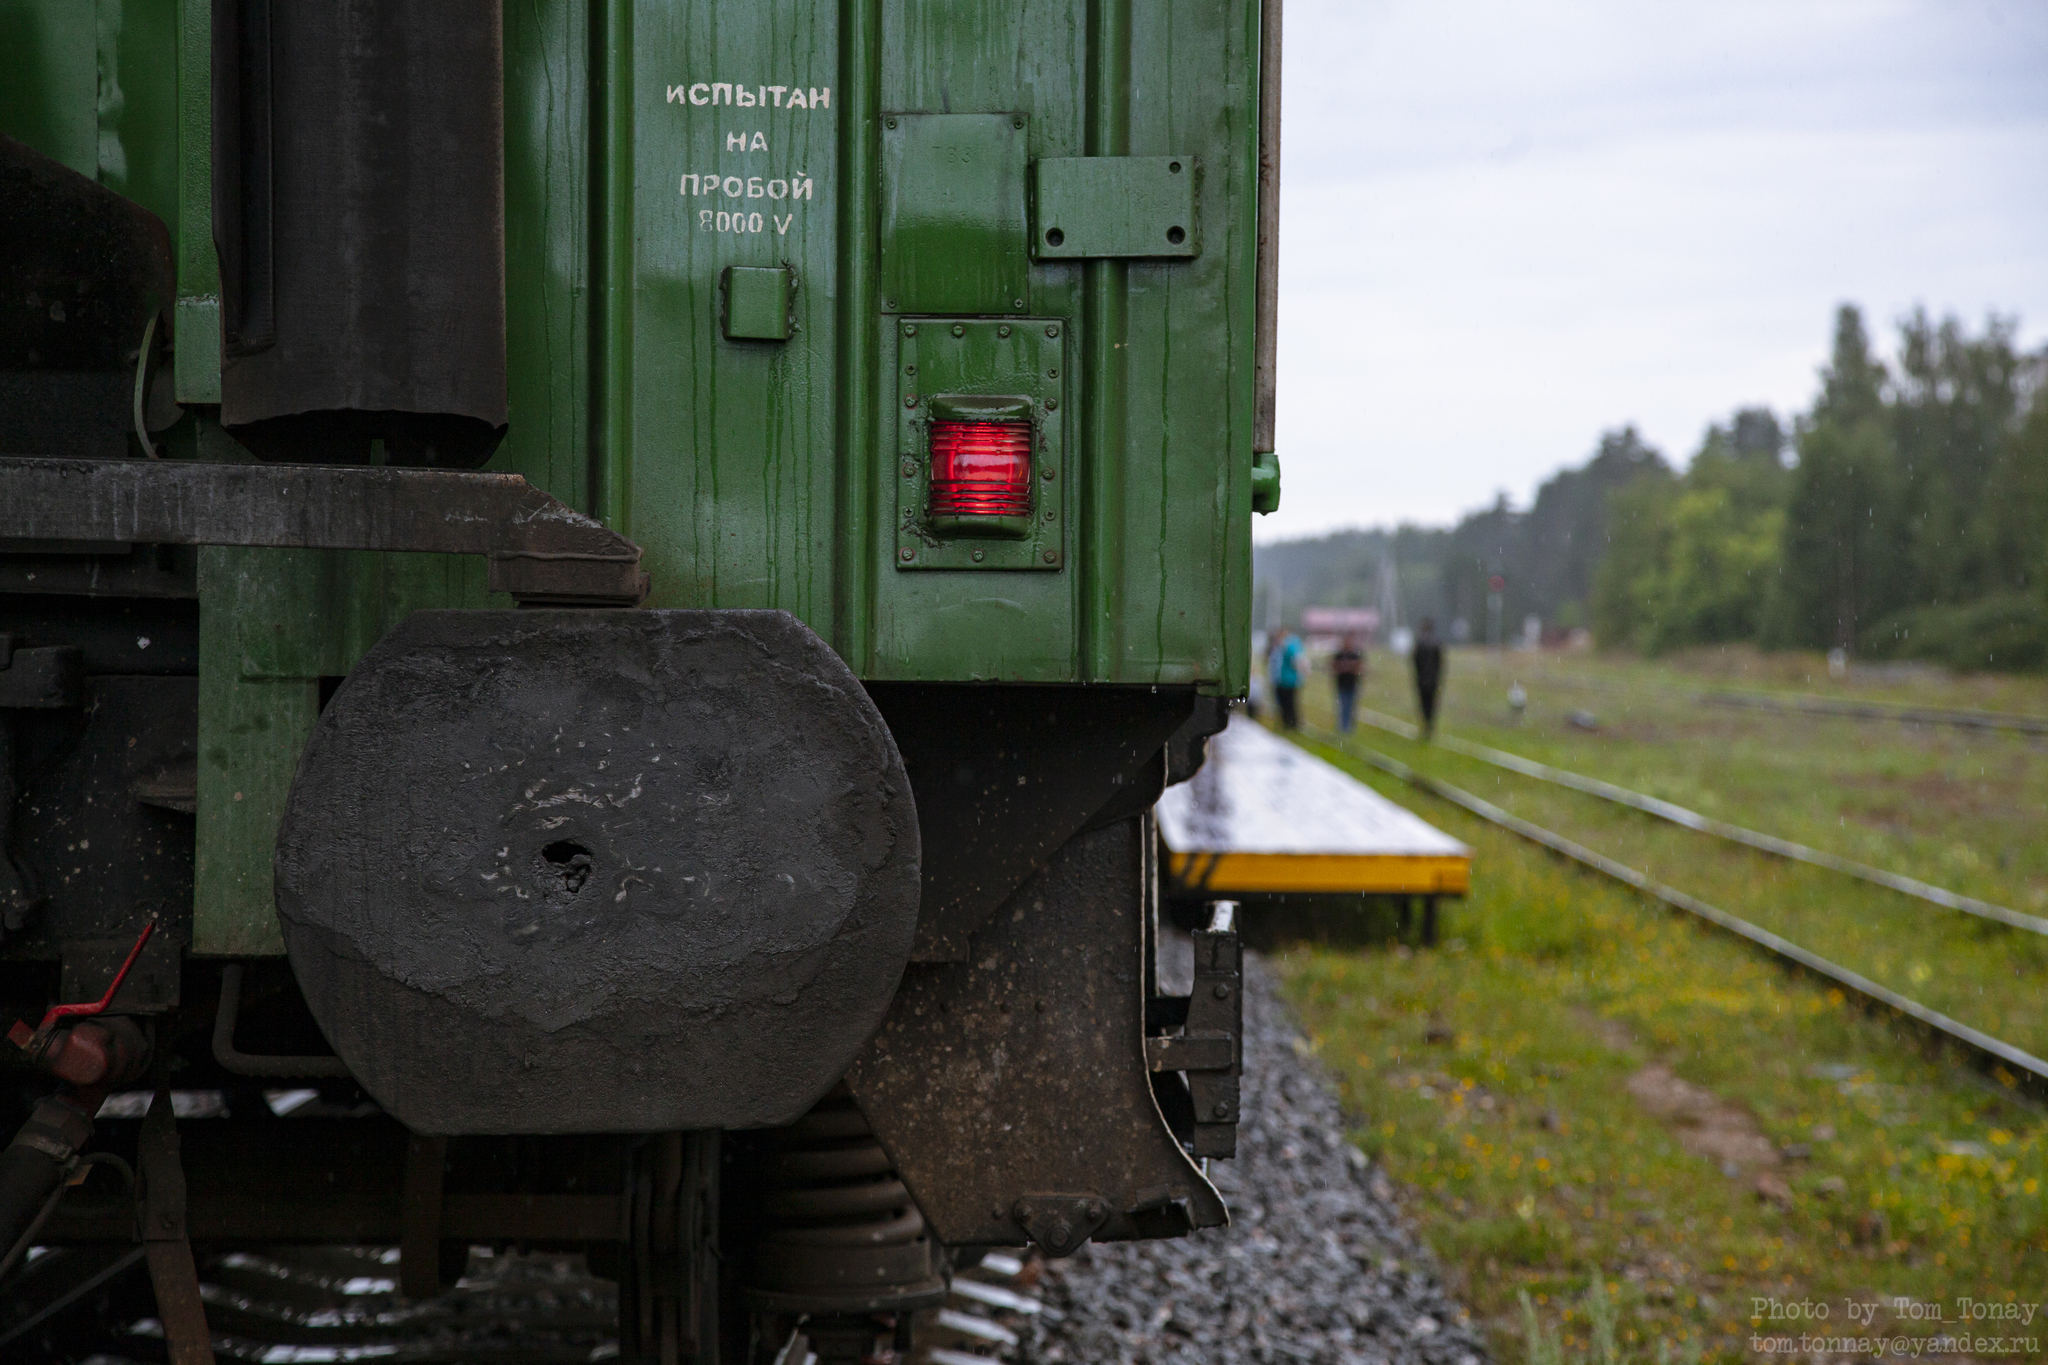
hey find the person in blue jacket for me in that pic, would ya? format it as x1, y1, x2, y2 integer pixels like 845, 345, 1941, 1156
1271, 630, 1305, 729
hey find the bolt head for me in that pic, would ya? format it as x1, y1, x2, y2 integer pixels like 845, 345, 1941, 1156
1042, 550, 1057, 564
998, 325, 1012, 338
1049, 1220, 1073, 1248
1086, 1200, 1106, 1219
901, 458, 917, 477
1041, 466, 1055, 480
900, 547, 915, 561
1212, 1101, 1231, 1118
1044, 398, 1057, 411
951, 324, 965, 337
1045, 325, 1059, 338
904, 394, 918, 407
902, 323, 917, 335
1012, 1198, 1031, 1221
1214, 982, 1231, 999
972, 548, 985, 562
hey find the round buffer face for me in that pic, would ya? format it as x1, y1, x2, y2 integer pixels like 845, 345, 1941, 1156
276, 608, 921, 1135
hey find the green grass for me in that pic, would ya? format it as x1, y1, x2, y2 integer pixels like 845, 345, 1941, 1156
1256, 653, 2048, 1362
1308, 655, 2048, 1057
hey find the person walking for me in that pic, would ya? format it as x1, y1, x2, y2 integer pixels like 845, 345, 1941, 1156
1412, 618, 1445, 738
1331, 633, 1365, 733
1271, 629, 1305, 730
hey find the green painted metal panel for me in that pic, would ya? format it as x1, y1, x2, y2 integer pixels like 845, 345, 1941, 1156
193, 533, 498, 955
172, 0, 219, 402
96, 0, 181, 238
502, 0, 594, 508
878, 112, 1030, 316
1033, 155, 1199, 260
611, 0, 843, 628
722, 264, 794, 340
0, 0, 95, 173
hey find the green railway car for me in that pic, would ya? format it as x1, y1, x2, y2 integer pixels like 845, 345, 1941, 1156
0, 1, 1281, 1357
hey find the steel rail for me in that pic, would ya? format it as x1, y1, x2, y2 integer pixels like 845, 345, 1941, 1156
1510, 668, 2048, 737
1303, 730, 2048, 1100
1345, 706, 2048, 938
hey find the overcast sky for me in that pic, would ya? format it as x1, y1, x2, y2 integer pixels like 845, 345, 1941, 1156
1262, 0, 2048, 541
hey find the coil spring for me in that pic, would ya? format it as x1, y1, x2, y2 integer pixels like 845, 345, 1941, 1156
748, 1088, 941, 1310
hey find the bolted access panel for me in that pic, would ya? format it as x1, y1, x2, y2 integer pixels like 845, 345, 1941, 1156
879, 114, 1032, 316
894, 319, 1066, 572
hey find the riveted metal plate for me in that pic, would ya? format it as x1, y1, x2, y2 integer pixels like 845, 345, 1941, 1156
879, 114, 1030, 315
894, 319, 1065, 572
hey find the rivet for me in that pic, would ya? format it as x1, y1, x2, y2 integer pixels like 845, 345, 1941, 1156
900, 547, 915, 561
1045, 325, 1059, 338
1043, 550, 1057, 564
993, 1204, 1007, 1220
998, 324, 1012, 338
1044, 398, 1058, 411
1213, 982, 1230, 999
972, 548, 985, 562
1013, 1198, 1031, 1221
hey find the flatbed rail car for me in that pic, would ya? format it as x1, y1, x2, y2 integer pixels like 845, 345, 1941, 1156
0, 1, 1284, 1360
1157, 716, 1470, 940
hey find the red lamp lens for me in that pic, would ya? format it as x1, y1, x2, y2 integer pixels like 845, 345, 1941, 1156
929, 420, 1032, 517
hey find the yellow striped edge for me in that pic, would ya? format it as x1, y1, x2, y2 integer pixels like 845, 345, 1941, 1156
1165, 851, 1470, 895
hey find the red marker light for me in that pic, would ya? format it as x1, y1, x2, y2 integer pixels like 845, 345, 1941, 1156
929, 420, 1032, 518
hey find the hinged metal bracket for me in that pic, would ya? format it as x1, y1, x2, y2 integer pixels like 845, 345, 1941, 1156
1150, 902, 1243, 1158
1009, 1193, 1109, 1258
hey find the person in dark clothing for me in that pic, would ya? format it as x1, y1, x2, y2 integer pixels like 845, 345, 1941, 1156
1332, 633, 1365, 733
1411, 618, 1445, 738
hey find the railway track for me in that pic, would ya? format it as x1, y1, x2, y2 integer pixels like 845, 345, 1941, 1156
1296, 724, 2048, 1103
2, 1242, 1047, 1364
1506, 669, 2048, 737
1347, 705, 2048, 937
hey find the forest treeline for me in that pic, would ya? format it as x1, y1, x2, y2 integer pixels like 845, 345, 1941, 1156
1253, 304, 2048, 670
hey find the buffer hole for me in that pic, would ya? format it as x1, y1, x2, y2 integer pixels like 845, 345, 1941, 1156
541, 840, 594, 894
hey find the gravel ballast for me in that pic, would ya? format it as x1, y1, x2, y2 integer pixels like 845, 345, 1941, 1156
1017, 943, 1488, 1365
